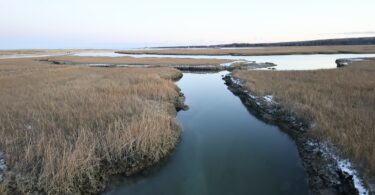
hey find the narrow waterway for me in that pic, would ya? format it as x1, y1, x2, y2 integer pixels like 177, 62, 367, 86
104, 72, 309, 195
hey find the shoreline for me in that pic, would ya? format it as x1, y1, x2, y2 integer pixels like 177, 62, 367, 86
117, 51, 375, 57
116, 45, 375, 57
0, 58, 187, 194
0, 83, 187, 195
222, 74, 363, 195
38, 56, 276, 72
1, 53, 372, 194
99, 75, 187, 194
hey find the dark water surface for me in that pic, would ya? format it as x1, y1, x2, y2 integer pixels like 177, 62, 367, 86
104, 72, 309, 195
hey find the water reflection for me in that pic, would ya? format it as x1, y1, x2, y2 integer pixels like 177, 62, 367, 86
103, 72, 309, 195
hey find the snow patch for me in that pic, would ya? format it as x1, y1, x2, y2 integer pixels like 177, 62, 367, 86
88, 64, 113, 67
25, 124, 32, 131
249, 94, 257, 100
263, 95, 274, 103
336, 158, 368, 195
228, 75, 278, 107
230, 77, 244, 86
312, 140, 369, 195
228, 75, 262, 103
88, 64, 153, 68
220, 60, 250, 67
350, 58, 365, 62
0, 151, 6, 183
229, 72, 368, 194
117, 64, 152, 68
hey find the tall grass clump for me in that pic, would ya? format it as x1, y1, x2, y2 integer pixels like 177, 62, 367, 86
0, 58, 183, 194
233, 60, 375, 177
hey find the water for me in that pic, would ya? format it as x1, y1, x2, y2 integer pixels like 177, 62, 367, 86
73, 52, 127, 57
104, 72, 309, 195
74, 52, 375, 70
0, 54, 66, 59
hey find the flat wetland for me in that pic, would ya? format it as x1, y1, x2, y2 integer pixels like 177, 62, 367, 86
0, 57, 183, 194
44, 55, 231, 66
0, 47, 374, 194
117, 45, 375, 56
105, 71, 309, 195
232, 59, 375, 193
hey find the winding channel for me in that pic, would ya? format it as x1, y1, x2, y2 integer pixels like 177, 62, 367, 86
75, 52, 375, 70
101, 53, 375, 194
104, 71, 309, 195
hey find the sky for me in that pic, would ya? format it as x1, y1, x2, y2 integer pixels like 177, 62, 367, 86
1, 0, 375, 49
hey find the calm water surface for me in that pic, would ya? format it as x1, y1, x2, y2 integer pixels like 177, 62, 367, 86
74, 52, 375, 70
104, 72, 309, 195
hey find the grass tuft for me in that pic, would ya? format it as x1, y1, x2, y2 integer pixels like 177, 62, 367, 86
0, 58, 182, 194
233, 60, 375, 176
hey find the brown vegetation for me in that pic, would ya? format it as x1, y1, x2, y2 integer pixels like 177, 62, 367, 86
44, 55, 231, 66
0, 49, 112, 58
233, 60, 375, 177
0, 58, 182, 194
117, 45, 375, 56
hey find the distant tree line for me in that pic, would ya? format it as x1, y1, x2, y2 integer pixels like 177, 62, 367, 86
158, 37, 375, 48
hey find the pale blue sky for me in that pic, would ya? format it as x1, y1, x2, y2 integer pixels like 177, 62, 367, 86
1, 0, 374, 49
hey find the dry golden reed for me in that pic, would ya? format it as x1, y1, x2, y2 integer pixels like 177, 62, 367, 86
233, 60, 375, 176
117, 45, 375, 56
0, 58, 182, 194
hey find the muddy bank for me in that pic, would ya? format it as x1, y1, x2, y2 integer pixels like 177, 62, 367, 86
117, 50, 375, 57
0, 58, 188, 194
223, 74, 362, 195
335, 57, 374, 67
0, 152, 5, 183
0, 91, 187, 195
116, 45, 375, 56
39, 55, 231, 67
42, 58, 276, 72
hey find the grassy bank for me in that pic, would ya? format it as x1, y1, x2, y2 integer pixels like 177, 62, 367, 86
0, 49, 113, 58
233, 60, 375, 178
0, 58, 183, 194
44, 55, 231, 67
117, 45, 375, 56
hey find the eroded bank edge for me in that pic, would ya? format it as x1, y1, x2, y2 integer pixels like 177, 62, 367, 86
223, 74, 368, 195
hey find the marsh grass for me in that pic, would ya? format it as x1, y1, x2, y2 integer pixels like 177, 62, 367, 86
117, 45, 375, 56
233, 60, 375, 176
45, 55, 231, 66
0, 49, 112, 57
0, 58, 182, 194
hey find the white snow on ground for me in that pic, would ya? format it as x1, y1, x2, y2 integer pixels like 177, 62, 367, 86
249, 94, 257, 100
221, 47, 265, 50
230, 76, 259, 101
309, 140, 369, 195
338, 58, 369, 67
117, 64, 152, 68
220, 60, 252, 67
231, 73, 368, 194
350, 58, 365, 62
88, 64, 153, 68
263, 95, 274, 103
336, 158, 368, 195
25, 124, 32, 131
0, 151, 5, 182
230, 77, 243, 86
88, 64, 113, 67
